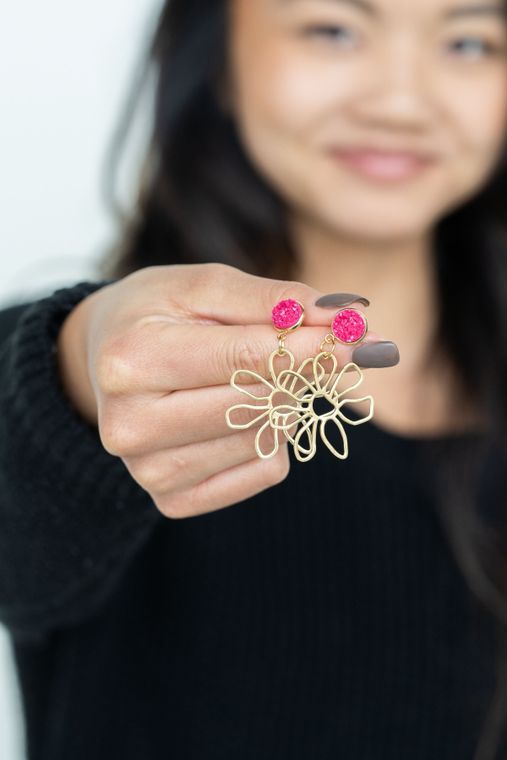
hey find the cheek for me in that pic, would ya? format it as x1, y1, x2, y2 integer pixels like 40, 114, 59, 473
230, 53, 357, 212
232, 48, 330, 146
449, 74, 507, 175
228, 5, 349, 175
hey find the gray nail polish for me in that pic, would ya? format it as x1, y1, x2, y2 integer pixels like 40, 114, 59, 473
314, 292, 370, 308
352, 341, 400, 368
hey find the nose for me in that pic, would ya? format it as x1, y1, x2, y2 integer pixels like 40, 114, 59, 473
352, 42, 435, 129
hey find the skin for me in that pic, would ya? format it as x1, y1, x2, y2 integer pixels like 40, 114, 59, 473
226, 0, 507, 433
56, 0, 507, 518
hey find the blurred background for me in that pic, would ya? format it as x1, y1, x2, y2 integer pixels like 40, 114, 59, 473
0, 0, 162, 754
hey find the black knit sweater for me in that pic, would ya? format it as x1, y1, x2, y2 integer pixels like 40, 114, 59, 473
0, 281, 505, 759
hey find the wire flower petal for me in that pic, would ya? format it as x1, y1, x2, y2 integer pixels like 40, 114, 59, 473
328, 361, 366, 398
269, 404, 308, 430
268, 349, 296, 387
293, 415, 318, 462
255, 417, 280, 459
284, 355, 327, 396
225, 404, 270, 429
230, 369, 275, 400
312, 352, 338, 393
275, 369, 315, 401
336, 395, 374, 425
320, 415, 349, 459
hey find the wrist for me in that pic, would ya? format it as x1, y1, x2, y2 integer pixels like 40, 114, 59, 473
55, 291, 99, 427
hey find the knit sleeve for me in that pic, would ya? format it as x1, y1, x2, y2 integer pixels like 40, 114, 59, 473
0, 280, 163, 643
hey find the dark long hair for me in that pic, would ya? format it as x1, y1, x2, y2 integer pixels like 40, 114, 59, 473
96, 2, 507, 756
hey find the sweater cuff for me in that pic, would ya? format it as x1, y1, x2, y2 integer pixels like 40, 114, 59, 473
0, 280, 162, 638
8, 280, 124, 469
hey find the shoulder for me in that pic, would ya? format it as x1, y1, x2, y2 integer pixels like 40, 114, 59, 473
0, 301, 33, 345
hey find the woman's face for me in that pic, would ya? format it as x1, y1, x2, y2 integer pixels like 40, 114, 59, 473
226, 0, 507, 242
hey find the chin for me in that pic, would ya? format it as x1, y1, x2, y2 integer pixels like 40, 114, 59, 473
301, 170, 449, 230
315, 205, 436, 243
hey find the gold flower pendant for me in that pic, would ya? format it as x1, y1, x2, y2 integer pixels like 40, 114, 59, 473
225, 347, 374, 462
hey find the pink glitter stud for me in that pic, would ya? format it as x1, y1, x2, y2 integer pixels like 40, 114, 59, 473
271, 298, 304, 331
332, 308, 367, 344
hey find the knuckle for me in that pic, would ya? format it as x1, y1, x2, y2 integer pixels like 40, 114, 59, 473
187, 262, 232, 295
201, 261, 233, 280
153, 493, 196, 520
95, 333, 140, 395
130, 457, 168, 492
184, 475, 214, 509
224, 329, 266, 378
165, 450, 189, 481
99, 406, 144, 457
150, 451, 188, 491
133, 450, 194, 506
207, 261, 233, 276
160, 478, 216, 519
269, 279, 312, 311
98, 408, 121, 455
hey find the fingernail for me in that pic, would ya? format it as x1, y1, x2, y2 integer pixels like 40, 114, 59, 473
352, 341, 400, 368
314, 292, 370, 308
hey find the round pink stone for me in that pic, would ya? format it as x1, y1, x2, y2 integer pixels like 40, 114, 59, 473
332, 308, 367, 343
271, 299, 303, 330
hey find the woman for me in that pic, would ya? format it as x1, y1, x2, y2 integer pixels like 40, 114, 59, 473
1, 0, 506, 757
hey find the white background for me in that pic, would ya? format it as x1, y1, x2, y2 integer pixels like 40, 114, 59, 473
0, 0, 162, 755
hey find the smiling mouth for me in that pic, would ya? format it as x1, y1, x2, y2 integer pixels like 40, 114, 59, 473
326, 148, 437, 182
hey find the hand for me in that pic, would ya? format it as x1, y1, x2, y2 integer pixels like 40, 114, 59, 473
56, 263, 385, 519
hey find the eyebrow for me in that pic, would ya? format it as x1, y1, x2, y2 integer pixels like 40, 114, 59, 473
445, 2, 506, 18
278, 0, 379, 17
278, 0, 506, 21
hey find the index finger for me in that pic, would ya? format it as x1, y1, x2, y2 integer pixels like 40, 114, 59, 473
160, 262, 371, 327
102, 272, 382, 393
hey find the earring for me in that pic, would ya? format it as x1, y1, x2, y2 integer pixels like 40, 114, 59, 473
224, 298, 305, 460
225, 301, 375, 463
329, 305, 369, 346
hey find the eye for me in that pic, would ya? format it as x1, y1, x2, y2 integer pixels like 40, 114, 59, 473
302, 24, 359, 49
447, 36, 502, 59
